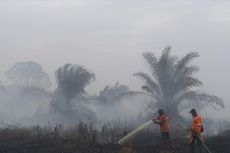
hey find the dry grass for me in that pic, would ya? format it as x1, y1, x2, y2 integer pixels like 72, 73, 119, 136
0, 122, 229, 153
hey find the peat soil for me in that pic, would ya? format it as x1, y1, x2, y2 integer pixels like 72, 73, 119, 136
0, 129, 229, 153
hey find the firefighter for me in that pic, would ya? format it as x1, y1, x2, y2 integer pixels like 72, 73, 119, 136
188, 108, 204, 153
153, 109, 171, 149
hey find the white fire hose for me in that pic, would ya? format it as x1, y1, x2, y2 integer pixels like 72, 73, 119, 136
118, 120, 153, 145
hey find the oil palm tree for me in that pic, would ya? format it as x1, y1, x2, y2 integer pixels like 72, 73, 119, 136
55, 63, 95, 104
5, 61, 51, 89
134, 47, 224, 120
50, 64, 95, 123
97, 82, 131, 105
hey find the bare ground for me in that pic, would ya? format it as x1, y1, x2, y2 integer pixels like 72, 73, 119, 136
0, 127, 229, 153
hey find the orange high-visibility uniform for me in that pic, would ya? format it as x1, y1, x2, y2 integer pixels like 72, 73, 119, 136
189, 115, 204, 144
158, 114, 170, 133
192, 115, 202, 133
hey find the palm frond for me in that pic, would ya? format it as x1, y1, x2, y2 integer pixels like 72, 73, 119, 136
55, 64, 95, 101
141, 85, 160, 100
176, 91, 224, 110
176, 52, 199, 72
173, 76, 202, 96
133, 72, 161, 95
183, 65, 199, 76
158, 47, 171, 65
157, 47, 176, 85
98, 83, 131, 105
142, 52, 158, 79
162, 46, 171, 56
177, 77, 203, 90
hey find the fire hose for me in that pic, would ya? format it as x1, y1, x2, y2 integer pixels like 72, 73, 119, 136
118, 117, 212, 153
118, 120, 152, 145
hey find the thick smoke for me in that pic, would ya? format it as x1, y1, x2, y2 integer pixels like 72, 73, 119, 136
0, 62, 152, 129
0, 60, 227, 135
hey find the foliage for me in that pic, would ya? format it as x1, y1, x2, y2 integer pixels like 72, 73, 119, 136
5, 61, 51, 88
50, 64, 95, 124
98, 82, 131, 105
134, 47, 224, 119
20, 86, 51, 99
55, 63, 95, 102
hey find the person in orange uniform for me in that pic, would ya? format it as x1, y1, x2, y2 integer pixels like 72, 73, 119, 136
188, 108, 204, 153
153, 109, 171, 148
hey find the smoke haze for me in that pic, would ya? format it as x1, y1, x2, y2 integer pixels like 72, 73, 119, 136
0, 0, 230, 124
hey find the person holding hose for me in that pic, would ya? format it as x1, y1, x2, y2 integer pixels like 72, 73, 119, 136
153, 109, 171, 149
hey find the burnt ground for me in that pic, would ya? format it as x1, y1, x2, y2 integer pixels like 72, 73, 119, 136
0, 127, 229, 153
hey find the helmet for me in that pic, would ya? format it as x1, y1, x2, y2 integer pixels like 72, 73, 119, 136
189, 108, 196, 114
158, 109, 164, 114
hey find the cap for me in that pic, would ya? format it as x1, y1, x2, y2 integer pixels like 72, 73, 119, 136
189, 108, 196, 114
158, 109, 164, 113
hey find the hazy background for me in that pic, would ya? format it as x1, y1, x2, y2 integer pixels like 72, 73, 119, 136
0, 0, 229, 119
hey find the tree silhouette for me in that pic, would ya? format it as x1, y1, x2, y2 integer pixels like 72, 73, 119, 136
55, 63, 95, 103
5, 61, 51, 89
50, 64, 95, 124
134, 47, 224, 120
98, 82, 131, 105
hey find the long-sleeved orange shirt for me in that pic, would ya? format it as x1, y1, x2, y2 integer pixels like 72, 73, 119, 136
155, 114, 170, 133
192, 115, 202, 133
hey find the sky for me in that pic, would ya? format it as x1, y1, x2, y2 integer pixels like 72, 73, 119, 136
0, 0, 230, 118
